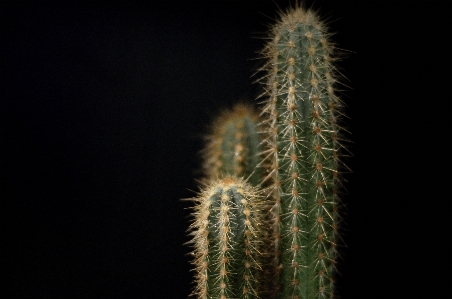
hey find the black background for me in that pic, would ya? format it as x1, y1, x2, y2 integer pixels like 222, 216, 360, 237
2, 1, 446, 298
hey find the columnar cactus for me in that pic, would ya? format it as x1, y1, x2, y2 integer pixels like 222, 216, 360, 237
187, 177, 263, 299
202, 103, 262, 187
186, 5, 348, 299
259, 7, 346, 299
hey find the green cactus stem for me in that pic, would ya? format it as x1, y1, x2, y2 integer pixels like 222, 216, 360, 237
202, 103, 262, 187
187, 176, 263, 299
258, 6, 347, 299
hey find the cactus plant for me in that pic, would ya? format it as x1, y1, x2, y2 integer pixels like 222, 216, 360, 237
186, 4, 348, 299
258, 6, 347, 298
187, 176, 263, 299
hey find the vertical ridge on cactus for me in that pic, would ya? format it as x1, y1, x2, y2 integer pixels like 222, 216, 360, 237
187, 177, 263, 299
257, 6, 348, 299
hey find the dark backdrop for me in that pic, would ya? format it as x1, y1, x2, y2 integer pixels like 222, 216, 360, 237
2, 1, 445, 298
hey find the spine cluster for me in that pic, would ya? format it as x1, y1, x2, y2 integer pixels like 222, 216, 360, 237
259, 7, 346, 299
188, 177, 263, 299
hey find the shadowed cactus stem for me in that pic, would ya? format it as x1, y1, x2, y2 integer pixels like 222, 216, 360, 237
203, 103, 262, 187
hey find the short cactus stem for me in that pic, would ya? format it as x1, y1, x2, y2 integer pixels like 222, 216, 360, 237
188, 176, 263, 299
203, 103, 262, 187
258, 6, 346, 299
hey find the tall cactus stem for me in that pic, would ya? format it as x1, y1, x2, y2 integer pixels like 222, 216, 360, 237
257, 6, 348, 299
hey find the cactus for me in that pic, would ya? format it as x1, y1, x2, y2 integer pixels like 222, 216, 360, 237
187, 176, 263, 299
202, 103, 263, 187
186, 4, 348, 299
258, 6, 347, 299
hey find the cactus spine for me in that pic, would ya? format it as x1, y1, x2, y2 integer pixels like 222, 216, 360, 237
188, 177, 263, 299
203, 103, 262, 187
259, 7, 345, 299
